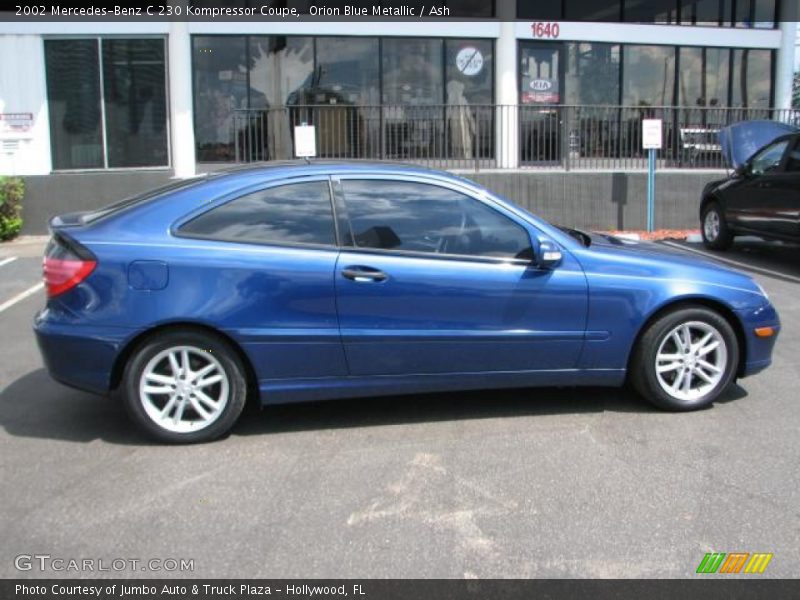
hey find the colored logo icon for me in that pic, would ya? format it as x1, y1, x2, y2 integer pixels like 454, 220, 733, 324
696, 552, 773, 574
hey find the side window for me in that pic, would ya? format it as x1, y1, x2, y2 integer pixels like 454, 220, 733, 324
341, 180, 532, 260
180, 181, 335, 246
750, 140, 789, 175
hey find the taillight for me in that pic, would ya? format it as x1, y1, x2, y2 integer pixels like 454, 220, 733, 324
43, 234, 97, 298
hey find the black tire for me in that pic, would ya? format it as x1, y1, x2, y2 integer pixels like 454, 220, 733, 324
122, 328, 248, 444
630, 306, 739, 411
701, 201, 733, 250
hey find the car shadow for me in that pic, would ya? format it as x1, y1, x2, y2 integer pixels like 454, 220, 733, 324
0, 368, 749, 445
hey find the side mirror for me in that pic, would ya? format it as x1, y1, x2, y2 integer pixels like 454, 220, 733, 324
536, 238, 563, 269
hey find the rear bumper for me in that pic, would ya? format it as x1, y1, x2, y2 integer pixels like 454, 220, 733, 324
34, 310, 135, 395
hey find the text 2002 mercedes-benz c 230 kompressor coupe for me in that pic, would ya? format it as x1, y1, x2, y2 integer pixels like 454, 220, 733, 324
34, 162, 780, 443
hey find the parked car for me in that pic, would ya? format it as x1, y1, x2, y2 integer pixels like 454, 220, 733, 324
35, 162, 780, 443
701, 120, 800, 249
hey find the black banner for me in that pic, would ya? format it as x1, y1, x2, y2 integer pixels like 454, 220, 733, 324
3, 579, 800, 600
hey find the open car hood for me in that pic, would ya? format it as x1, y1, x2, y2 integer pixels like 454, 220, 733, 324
719, 120, 798, 169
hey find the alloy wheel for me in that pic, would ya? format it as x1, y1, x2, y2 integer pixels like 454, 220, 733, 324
704, 210, 720, 241
654, 321, 727, 402
139, 345, 230, 433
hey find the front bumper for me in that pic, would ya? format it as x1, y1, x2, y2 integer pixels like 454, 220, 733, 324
735, 302, 780, 378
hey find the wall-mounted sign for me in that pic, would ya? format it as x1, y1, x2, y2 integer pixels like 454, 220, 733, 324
455, 47, 484, 77
531, 22, 561, 39
530, 79, 553, 91
0, 113, 33, 134
521, 78, 559, 104
294, 124, 316, 158
642, 119, 663, 150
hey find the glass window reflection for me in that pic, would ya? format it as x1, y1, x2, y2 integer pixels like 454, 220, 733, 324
180, 181, 335, 246
102, 39, 168, 168
45, 39, 104, 169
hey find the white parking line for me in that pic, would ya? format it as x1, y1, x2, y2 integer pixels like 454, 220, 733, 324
0, 256, 18, 268
0, 282, 44, 314
662, 241, 800, 284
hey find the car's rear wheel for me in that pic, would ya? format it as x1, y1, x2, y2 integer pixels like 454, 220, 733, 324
630, 307, 739, 411
701, 202, 733, 250
122, 329, 247, 443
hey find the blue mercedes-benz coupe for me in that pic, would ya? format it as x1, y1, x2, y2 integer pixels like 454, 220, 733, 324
34, 162, 780, 443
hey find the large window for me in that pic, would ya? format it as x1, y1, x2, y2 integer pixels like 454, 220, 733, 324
45, 38, 167, 170
192, 35, 493, 162
382, 39, 444, 105
102, 40, 169, 168
566, 43, 621, 106
678, 47, 729, 108
622, 45, 676, 107
192, 36, 248, 162
341, 180, 532, 260
179, 181, 335, 246
732, 49, 773, 108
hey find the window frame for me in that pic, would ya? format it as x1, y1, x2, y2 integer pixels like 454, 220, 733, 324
333, 174, 536, 266
173, 175, 341, 251
43, 35, 171, 173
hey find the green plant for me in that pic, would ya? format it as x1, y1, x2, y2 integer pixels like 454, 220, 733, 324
0, 176, 24, 241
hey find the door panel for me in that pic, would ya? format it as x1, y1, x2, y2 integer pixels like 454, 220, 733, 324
726, 138, 790, 235
335, 252, 588, 376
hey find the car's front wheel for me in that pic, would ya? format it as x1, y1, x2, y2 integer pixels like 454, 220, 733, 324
701, 202, 733, 250
630, 307, 739, 411
122, 329, 248, 443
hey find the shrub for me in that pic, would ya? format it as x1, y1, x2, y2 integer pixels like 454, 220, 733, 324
0, 176, 24, 241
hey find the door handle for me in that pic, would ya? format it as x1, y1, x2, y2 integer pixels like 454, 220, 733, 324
341, 266, 388, 282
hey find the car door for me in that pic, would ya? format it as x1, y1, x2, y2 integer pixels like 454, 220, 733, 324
332, 176, 588, 377
725, 137, 791, 235
763, 136, 800, 240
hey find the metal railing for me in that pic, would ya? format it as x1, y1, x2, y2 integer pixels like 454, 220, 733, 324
221, 104, 800, 171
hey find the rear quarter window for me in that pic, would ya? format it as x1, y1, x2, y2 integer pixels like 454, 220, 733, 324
178, 180, 336, 247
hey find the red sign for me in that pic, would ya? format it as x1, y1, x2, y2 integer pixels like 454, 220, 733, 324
531, 22, 560, 39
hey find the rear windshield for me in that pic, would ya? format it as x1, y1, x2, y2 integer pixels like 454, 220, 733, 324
81, 176, 208, 224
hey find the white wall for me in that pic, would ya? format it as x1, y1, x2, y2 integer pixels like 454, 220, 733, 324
0, 35, 51, 176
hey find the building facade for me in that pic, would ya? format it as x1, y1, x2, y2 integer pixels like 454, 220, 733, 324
0, 1, 796, 231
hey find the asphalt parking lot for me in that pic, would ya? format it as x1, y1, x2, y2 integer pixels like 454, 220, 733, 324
0, 236, 798, 579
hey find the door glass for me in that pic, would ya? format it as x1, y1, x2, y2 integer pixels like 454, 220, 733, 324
341, 180, 532, 260
520, 45, 561, 106
750, 140, 788, 175
520, 44, 562, 165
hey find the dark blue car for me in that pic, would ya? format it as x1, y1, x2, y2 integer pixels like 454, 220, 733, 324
34, 162, 780, 443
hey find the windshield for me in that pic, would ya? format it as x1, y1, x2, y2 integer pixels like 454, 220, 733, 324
749, 139, 789, 175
